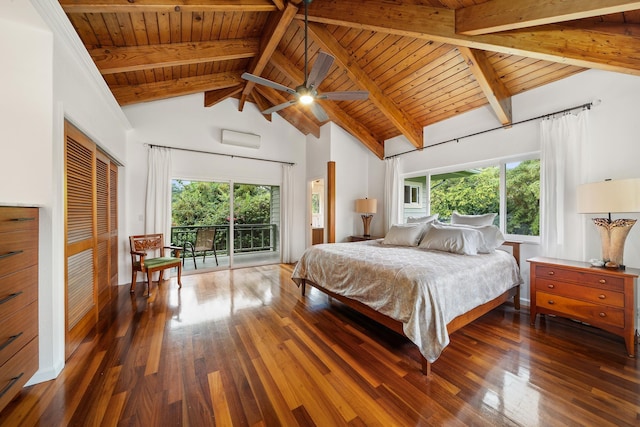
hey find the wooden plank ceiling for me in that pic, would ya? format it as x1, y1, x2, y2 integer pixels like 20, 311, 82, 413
59, 0, 640, 159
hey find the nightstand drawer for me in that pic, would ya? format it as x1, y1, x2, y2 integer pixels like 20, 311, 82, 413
535, 278, 624, 308
535, 265, 624, 291
536, 291, 625, 328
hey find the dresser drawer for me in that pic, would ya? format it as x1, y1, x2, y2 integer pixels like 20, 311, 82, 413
0, 230, 38, 274
0, 265, 38, 321
535, 265, 624, 291
535, 278, 624, 308
0, 207, 38, 234
0, 338, 38, 412
536, 291, 625, 328
0, 301, 37, 367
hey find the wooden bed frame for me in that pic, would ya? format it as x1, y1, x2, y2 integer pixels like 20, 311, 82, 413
297, 241, 522, 376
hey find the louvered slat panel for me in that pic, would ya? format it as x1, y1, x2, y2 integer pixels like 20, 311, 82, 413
110, 163, 118, 285
96, 157, 108, 236
66, 137, 94, 244
67, 249, 94, 329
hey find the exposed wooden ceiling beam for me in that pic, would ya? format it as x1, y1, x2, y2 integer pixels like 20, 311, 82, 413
90, 39, 259, 75
113, 71, 243, 105
249, 90, 273, 121
304, 0, 640, 76
59, 0, 277, 13
306, 21, 423, 150
254, 85, 320, 137
456, 0, 640, 35
269, 50, 384, 159
457, 47, 512, 125
204, 85, 243, 108
238, 2, 298, 110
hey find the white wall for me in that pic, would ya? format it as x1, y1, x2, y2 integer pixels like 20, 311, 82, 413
385, 69, 640, 313
328, 124, 378, 241
123, 95, 308, 263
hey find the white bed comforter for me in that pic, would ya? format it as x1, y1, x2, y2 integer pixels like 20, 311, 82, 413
291, 240, 522, 362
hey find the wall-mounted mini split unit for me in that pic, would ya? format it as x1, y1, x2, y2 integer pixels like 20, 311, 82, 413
221, 129, 261, 149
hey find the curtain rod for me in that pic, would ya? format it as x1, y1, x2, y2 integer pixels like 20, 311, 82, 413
146, 144, 295, 166
384, 100, 599, 160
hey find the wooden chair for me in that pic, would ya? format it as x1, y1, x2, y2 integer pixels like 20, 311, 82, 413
183, 228, 218, 269
130, 233, 182, 295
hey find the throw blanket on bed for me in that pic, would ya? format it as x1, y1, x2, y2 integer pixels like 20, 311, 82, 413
291, 240, 522, 362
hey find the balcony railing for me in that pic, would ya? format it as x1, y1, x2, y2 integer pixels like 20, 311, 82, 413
171, 224, 278, 258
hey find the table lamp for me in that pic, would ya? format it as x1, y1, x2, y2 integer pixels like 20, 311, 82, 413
355, 198, 377, 237
577, 178, 640, 268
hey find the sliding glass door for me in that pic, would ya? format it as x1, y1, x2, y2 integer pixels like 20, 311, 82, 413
171, 179, 280, 270
232, 182, 280, 268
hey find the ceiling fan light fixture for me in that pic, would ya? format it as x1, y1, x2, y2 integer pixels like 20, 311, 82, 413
299, 94, 314, 105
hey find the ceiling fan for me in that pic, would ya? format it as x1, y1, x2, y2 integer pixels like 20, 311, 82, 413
241, 0, 369, 122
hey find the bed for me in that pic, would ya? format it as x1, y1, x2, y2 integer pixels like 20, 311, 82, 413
291, 233, 522, 376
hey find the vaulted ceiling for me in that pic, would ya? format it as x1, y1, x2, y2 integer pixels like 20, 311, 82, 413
59, 0, 640, 159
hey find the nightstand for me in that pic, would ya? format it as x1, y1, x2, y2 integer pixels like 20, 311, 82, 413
528, 256, 638, 357
349, 235, 382, 242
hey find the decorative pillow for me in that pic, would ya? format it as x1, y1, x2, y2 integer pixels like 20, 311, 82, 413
439, 223, 504, 253
450, 211, 497, 227
382, 223, 426, 246
418, 223, 484, 255
406, 213, 439, 224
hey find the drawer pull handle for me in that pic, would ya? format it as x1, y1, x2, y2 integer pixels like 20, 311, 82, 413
598, 294, 606, 300
599, 312, 606, 317
547, 271, 555, 276
0, 250, 23, 260
0, 373, 23, 399
548, 300, 555, 305
9, 217, 35, 222
547, 284, 555, 289
599, 279, 606, 284
0, 291, 23, 305
0, 332, 22, 352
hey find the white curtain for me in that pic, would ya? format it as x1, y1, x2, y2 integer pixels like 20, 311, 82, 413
145, 146, 172, 244
540, 109, 590, 260
384, 157, 400, 231
281, 164, 294, 263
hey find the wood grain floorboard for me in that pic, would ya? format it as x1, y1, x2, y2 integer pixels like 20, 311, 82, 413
1, 264, 639, 426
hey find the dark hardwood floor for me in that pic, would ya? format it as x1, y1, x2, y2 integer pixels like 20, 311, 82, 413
1, 264, 639, 426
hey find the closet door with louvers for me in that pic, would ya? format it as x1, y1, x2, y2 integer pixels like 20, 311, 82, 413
96, 150, 111, 314
65, 121, 98, 359
109, 162, 118, 289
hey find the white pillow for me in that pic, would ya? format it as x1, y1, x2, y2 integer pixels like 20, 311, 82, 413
406, 213, 439, 224
418, 223, 483, 255
382, 223, 426, 246
451, 211, 497, 227
438, 223, 504, 253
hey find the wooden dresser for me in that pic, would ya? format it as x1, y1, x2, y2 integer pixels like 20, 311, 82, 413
0, 207, 39, 412
528, 256, 638, 357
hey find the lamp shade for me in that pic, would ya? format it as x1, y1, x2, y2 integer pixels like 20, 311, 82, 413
355, 198, 377, 214
577, 178, 640, 214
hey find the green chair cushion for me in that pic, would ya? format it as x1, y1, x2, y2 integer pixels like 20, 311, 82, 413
144, 257, 180, 269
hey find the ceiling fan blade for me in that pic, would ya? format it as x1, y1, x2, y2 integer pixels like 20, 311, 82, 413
307, 52, 335, 90
262, 99, 298, 115
241, 72, 296, 95
310, 102, 329, 122
318, 91, 369, 101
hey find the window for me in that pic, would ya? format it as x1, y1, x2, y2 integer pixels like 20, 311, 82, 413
427, 158, 540, 240
404, 184, 420, 206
